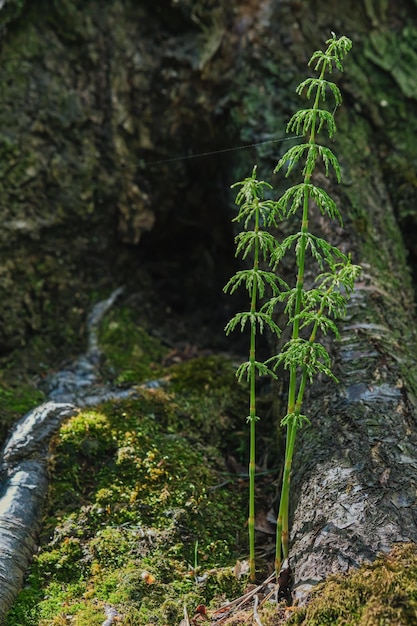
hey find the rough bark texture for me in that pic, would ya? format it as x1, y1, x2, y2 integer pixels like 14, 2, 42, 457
289, 149, 417, 599
1, 0, 417, 613
273, 1, 417, 599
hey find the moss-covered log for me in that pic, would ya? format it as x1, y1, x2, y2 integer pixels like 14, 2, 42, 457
5, 346, 250, 625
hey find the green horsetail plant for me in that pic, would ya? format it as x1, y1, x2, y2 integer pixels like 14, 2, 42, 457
224, 168, 284, 582
267, 33, 360, 576
225, 33, 361, 584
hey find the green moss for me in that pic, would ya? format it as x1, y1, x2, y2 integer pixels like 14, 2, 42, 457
167, 355, 248, 450
170, 354, 237, 392
364, 27, 417, 99
7, 360, 249, 625
99, 307, 168, 384
288, 544, 417, 626
99, 313, 248, 454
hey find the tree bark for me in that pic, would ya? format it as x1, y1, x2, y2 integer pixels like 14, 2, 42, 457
265, 1, 417, 600
170, 0, 417, 601
289, 150, 417, 600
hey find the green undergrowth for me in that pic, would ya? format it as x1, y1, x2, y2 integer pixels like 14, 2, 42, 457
7, 324, 252, 626
288, 544, 417, 626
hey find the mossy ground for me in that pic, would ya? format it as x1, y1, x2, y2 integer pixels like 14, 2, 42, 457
5, 305, 254, 626
98, 306, 168, 385
6, 396, 247, 625
5, 306, 417, 626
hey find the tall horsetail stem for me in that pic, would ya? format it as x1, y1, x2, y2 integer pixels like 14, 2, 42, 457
225, 34, 360, 587
271, 33, 357, 576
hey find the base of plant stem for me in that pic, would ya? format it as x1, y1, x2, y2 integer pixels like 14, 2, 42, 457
209, 569, 296, 624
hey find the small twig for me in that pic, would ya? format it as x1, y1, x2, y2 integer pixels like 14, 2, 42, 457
183, 605, 191, 626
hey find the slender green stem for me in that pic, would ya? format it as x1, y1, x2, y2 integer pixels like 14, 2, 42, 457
248, 196, 260, 582
277, 281, 339, 573
276, 309, 325, 570
225, 168, 282, 583
275, 64, 327, 575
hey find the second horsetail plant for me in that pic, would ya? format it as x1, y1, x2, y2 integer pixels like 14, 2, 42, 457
225, 34, 361, 583
224, 169, 283, 582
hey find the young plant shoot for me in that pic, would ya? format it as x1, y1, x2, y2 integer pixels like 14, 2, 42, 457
225, 34, 361, 584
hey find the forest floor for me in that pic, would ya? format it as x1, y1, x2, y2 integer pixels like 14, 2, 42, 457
2, 288, 288, 626
3, 288, 417, 625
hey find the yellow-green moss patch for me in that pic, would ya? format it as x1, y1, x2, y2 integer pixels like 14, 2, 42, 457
288, 544, 417, 626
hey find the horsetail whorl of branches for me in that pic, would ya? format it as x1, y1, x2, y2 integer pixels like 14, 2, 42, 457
224, 33, 360, 584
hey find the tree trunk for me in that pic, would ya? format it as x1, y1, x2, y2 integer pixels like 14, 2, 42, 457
262, 1, 417, 600
192, 0, 417, 599
289, 142, 417, 600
